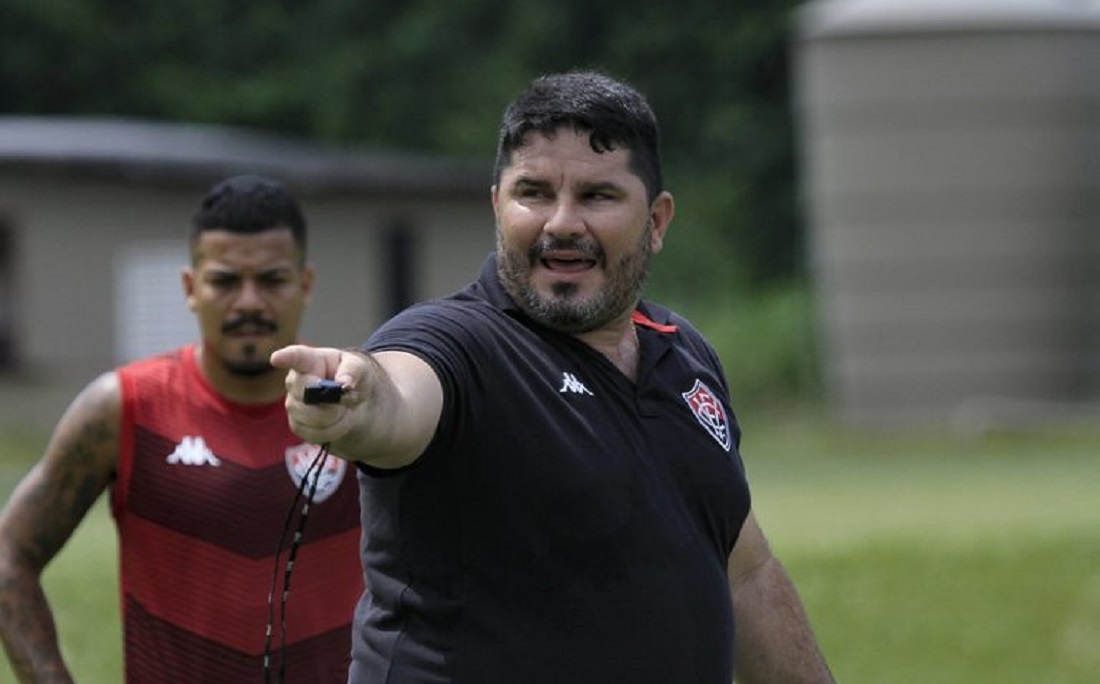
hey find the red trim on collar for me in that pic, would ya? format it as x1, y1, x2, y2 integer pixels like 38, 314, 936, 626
632, 309, 678, 333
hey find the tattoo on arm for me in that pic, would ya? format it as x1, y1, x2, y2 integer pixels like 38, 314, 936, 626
0, 374, 119, 683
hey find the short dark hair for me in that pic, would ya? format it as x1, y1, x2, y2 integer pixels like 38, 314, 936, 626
190, 175, 307, 258
493, 70, 664, 203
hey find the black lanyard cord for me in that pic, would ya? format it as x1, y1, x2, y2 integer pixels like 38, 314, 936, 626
263, 442, 331, 684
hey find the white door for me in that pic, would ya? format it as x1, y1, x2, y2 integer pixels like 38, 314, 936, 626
114, 240, 195, 364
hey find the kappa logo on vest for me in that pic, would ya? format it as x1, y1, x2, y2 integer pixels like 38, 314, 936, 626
559, 371, 594, 396
285, 443, 348, 503
166, 435, 221, 466
681, 379, 732, 452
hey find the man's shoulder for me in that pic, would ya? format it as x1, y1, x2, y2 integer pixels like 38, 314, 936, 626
366, 288, 523, 365
120, 346, 189, 372
116, 346, 193, 393
382, 288, 507, 332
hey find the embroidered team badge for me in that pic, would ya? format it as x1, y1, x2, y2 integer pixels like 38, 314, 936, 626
681, 379, 732, 452
284, 443, 347, 503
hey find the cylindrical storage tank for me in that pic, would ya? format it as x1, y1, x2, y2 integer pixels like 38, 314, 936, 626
794, 0, 1100, 427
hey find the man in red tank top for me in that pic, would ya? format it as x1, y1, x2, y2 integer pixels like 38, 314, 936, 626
0, 176, 363, 683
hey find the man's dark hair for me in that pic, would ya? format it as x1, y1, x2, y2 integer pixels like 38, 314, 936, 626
493, 70, 664, 203
191, 175, 307, 258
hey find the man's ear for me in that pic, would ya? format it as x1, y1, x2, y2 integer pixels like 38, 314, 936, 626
648, 191, 675, 254
301, 264, 315, 303
182, 267, 197, 312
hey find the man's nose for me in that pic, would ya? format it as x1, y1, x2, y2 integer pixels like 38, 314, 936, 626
542, 198, 586, 238
234, 279, 265, 309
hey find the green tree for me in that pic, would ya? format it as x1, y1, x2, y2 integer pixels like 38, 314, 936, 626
0, 0, 806, 291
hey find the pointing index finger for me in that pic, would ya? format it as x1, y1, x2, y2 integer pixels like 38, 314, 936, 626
270, 344, 338, 377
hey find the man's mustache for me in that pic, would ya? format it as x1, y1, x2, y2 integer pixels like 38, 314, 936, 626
529, 237, 604, 263
222, 313, 278, 334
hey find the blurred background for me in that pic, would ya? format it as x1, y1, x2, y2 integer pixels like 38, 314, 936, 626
0, 0, 816, 428
1, 0, 1098, 681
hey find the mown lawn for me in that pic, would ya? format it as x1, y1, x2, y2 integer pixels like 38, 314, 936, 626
743, 413, 1100, 684
2, 412, 1098, 683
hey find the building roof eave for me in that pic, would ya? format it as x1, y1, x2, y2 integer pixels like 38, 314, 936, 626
0, 116, 491, 198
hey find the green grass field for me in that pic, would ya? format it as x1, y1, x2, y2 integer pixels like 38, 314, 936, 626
742, 412, 1100, 683
2, 412, 1098, 683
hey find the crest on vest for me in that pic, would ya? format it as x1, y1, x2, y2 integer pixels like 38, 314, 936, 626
285, 443, 348, 502
681, 379, 732, 452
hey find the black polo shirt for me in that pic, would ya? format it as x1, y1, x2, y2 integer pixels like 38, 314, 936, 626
351, 254, 752, 684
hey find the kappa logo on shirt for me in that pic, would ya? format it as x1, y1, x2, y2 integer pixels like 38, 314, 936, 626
681, 379, 732, 452
559, 371, 594, 396
166, 435, 221, 466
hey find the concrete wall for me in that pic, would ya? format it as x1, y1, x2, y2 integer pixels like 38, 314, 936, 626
795, 0, 1100, 426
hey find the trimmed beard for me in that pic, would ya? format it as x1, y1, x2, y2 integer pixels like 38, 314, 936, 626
497, 222, 652, 334
224, 344, 275, 377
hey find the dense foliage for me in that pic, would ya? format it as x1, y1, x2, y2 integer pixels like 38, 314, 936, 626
0, 0, 807, 296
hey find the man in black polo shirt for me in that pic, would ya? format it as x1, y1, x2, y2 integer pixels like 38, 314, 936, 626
272, 70, 836, 684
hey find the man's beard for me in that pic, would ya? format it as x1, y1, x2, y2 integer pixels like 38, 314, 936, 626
497, 225, 652, 334
220, 314, 278, 377
224, 343, 275, 377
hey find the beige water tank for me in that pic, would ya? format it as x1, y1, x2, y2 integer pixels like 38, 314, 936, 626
795, 0, 1100, 426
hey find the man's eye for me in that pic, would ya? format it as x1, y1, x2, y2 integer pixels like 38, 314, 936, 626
585, 189, 617, 202
516, 185, 548, 199
209, 276, 238, 289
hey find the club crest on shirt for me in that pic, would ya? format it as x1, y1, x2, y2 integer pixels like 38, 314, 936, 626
284, 443, 347, 503
681, 379, 732, 452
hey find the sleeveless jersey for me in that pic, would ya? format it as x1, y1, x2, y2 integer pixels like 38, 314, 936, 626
112, 345, 363, 683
